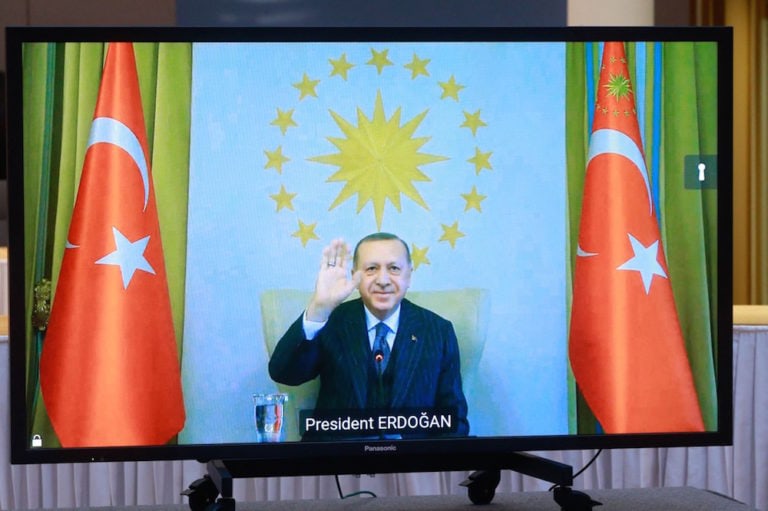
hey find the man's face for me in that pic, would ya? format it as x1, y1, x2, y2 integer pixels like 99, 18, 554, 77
354, 239, 412, 321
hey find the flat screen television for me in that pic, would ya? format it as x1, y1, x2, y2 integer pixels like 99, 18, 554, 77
6, 25, 733, 490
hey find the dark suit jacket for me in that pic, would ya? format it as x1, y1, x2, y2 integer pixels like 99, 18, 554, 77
268, 298, 469, 437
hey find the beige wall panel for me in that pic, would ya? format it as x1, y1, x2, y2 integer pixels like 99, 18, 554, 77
727, 0, 753, 304
568, 0, 654, 25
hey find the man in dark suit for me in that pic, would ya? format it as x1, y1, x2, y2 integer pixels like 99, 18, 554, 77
269, 232, 469, 439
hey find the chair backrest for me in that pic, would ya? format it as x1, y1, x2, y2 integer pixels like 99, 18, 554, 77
259, 288, 490, 441
260, 290, 321, 441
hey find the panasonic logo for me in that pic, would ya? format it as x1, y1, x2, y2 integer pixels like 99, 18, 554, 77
363, 444, 397, 453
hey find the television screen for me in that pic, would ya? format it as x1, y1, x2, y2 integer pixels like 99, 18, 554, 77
6, 26, 733, 475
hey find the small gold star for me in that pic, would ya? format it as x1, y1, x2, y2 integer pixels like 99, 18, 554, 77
461, 109, 487, 137
329, 53, 355, 80
366, 48, 393, 75
270, 185, 297, 212
264, 146, 290, 174
292, 220, 319, 247
461, 186, 487, 212
438, 75, 465, 101
292, 73, 320, 100
439, 221, 465, 249
411, 244, 431, 270
468, 147, 493, 175
404, 53, 430, 79
271, 108, 297, 135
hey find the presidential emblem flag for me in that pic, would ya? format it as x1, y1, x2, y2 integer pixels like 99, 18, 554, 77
39, 42, 186, 447
568, 42, 704, 433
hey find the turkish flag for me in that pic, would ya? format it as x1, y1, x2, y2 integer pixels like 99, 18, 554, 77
40, 42, 186, 447
568, 42, 704, 433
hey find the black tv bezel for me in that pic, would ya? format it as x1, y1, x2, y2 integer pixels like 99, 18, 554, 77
6, 25, 733, 471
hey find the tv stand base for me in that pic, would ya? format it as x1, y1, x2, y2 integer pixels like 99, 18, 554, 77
183, 454, 600, 511
460, 451, 600, 510
459, 469, 500, 504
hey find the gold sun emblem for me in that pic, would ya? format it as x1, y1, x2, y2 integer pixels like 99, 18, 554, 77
264, 47, 495, 260
604, 73, 632, 102
309, 90, 448, 230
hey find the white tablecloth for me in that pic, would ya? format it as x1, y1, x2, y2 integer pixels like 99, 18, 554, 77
1, 325, 765, 510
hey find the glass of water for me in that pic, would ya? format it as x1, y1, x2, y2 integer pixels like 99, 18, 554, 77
253, 393, 288, 442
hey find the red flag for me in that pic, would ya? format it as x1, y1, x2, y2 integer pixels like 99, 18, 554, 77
40, 42, 185, 447
568, 42, 704, 433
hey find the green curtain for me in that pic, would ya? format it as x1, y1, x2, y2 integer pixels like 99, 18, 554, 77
660, 42, 719, 430
23, 41, 192, 446
564, 42, 587, 434
565, 41, 719, 433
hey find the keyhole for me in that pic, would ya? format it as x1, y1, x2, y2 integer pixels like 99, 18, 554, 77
698, 163, 706, 182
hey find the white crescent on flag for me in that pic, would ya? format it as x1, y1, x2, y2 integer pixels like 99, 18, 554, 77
587, 128, 653, 215
87, 116, 150, 211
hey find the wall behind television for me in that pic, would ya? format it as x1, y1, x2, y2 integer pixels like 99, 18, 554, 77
175, 0, 567, 27
0, 0, 685, 74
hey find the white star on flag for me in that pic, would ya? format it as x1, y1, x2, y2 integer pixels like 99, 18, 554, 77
96, 226, 156, 289
616, 233, 668, 294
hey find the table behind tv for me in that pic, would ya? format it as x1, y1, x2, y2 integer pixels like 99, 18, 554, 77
239, 488, 754, 511
65, 487, 755, 511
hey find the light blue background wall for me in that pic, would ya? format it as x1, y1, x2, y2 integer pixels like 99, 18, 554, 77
179, 41, 568, 444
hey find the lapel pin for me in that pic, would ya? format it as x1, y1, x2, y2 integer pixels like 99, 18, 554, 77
411, 335, 417, 342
